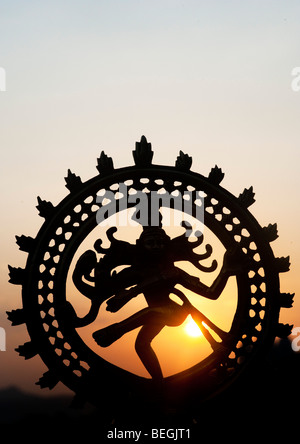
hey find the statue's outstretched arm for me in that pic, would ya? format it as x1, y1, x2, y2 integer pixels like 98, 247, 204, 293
177, 246, 246, 300
106, 275, 160, 312
176, 268, 230, 300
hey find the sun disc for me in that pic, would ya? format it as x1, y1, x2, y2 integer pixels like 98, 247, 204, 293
184, 315, 203, 337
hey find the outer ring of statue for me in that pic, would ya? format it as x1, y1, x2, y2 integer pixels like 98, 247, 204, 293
8, 136, 294, 416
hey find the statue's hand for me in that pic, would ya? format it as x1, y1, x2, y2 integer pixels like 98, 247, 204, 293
106, 289, 132, 313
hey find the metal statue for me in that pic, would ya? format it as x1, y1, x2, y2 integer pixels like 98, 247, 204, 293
8, 136, 294, 415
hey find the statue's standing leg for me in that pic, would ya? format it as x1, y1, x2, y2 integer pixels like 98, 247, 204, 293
135, 323, 164, 380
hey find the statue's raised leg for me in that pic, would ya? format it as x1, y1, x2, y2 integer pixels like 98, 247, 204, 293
92, 306, 166, 347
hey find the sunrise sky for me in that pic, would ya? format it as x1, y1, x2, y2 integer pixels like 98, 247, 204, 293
1, 0, 299, 396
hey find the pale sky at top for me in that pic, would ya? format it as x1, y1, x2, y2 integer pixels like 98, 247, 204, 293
0, 0, 299, 393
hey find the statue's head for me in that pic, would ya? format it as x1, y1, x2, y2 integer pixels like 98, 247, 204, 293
137, 226, 170, 257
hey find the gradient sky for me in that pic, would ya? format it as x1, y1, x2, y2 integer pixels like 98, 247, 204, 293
1, 0, 299, 396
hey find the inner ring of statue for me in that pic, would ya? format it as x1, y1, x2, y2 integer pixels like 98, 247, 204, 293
66, 181, 243, 382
